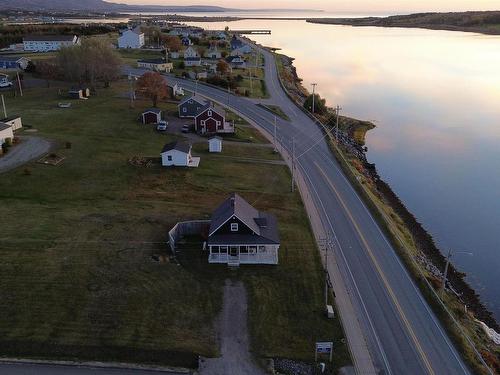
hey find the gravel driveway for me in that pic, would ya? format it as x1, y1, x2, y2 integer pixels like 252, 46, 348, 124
0, 136, 52, 173
199, 280, 266, 375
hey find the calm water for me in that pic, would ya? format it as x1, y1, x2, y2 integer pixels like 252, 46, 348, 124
186, 19, 500, 321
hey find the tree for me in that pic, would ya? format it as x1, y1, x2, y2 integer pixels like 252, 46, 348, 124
304, 93, 327, 115
56, 39, 121, 87
216, 59, 230, 75
136, 71, 169, 107
163, 35, 182, 52
198, 46, 207, 58
36, 60, 60, 87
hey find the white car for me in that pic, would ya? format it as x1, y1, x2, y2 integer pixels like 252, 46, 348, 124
156, 120, 168, 131
0, 79, 13, 88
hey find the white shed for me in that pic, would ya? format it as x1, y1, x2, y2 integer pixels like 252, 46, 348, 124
1, 116, 22, 131
0, 123, 14, 149
161, 141, 200, 167
208, 136, 222, 153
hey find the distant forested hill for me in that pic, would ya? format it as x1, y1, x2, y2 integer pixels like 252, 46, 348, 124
1, 0, 232, 12
307, 11, 500, 35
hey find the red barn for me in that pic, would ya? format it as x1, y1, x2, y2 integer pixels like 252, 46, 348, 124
194, 106, 234, 135
141, 108, 162, 124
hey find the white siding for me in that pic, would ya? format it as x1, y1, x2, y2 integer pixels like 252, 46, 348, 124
209, 138, 222, 153
3, 118, 22, 131
161, 149, 189, 167
0, 127, 14, 146
118, 31, 145, 49
23, 36, 79, 52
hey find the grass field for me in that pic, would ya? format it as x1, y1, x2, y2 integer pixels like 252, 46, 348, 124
0, 80, 350, 370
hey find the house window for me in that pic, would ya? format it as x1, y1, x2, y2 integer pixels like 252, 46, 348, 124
258, 246, 266, 253
240, 246, 248, 253
211, 246, 220, 254
167, 155, 173, 161
249, 246, 257, 254
220, 246, 228, 254
230, 223, 239, 232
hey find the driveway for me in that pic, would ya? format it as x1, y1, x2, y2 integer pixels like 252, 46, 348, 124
0, 136, 52, 173
199, 280, 266, 375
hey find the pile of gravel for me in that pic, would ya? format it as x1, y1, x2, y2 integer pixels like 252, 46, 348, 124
274, 358, 315, 375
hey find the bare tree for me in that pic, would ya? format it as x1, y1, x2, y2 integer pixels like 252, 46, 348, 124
56, 39, 121, 88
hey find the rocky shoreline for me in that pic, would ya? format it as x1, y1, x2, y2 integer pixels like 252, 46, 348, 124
275, 52, 499, 332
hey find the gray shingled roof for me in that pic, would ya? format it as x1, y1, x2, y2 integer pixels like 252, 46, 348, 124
23, 35, 76, 42
143, 108, 161, 114
0, 123, 12, 132
161, 141, 191, 154
208, 193, 280, 245
179, 95, 208, 107
0, 56, 27, 62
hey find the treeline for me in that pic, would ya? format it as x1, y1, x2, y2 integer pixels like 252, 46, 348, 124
32, 39, 121, 88
307, 11, 500, 35
0, 24, 122, 48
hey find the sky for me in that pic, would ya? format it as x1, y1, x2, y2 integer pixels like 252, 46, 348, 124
111, 0, 500, 13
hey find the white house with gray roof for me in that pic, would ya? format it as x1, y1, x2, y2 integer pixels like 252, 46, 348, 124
161, 141, 200, 167
23, 35, 80, 52
118, 27, 145, 49
207, 193, 280, 266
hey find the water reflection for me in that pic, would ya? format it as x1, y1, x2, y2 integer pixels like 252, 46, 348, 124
188, 19, 500, 319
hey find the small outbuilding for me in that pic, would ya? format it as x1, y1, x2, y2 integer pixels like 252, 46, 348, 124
141, 108, 162, 124
161, 141, 200, 167
68, 89, 84, 99
0, 123, 14, 151
208, 136, 222, 153
1, 115, 22, 131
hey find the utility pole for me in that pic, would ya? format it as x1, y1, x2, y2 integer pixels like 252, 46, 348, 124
335, 105, 342, 143
441, 249, 452, 293
1, 94, 6, 118
311, 83, 317, 114
324, 237, 329, 306
273, 116, 277, 152
291, 137, 295, 192
441, 249, 473, 294
128, 74, 135, 108
17, 72, 23, 97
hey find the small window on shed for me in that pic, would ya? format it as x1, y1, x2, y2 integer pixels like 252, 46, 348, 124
208, 110, 212, 116
167, 155, 173, 161
231, 223, 239, 232
182, 107, 187, 113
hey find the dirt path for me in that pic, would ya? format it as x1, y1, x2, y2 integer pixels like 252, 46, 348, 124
0, 136, 52, 173
199, 280, 266, 375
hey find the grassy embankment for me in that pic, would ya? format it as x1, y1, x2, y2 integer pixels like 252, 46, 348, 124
0, 78, 350, 371
307, 11, 500, 35
274, 51, 500, 374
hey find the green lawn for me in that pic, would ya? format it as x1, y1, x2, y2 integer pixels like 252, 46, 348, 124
0, 81, 350, 371
258, 104, 291, 121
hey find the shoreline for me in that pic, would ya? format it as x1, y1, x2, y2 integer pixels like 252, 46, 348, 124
278, 50, 499, 330
306, 11, 500, 36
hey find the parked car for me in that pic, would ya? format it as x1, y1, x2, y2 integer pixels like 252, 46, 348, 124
181, 124, 190, 133
0, 78, 13, 88
157, 120, 168, 131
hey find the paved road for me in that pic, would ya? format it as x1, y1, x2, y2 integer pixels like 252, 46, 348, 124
0, 135, 51, 173
0, 363, 186, 375
127, 44, 472, 375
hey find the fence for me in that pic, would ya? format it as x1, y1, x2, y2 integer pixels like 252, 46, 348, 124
167, 220, 211, 254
